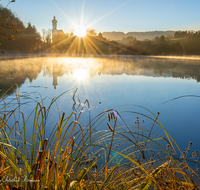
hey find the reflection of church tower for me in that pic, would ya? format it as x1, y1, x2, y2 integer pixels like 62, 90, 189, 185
52, 16, 57, 43
52, 64, 58, 89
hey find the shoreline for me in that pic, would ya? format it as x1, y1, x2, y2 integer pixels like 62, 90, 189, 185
1, 53, 200, 61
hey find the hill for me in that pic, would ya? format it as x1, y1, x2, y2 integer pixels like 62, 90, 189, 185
102, 31, 175, 41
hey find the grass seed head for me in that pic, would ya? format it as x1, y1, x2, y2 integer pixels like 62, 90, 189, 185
108, 113, 111, 123
166, 144, 170, 150
186, 148, 190, 152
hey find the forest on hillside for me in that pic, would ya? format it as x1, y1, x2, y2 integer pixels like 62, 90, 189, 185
102, 31, 175, 41
118, 31, 200, 55
1, 5, 200, 55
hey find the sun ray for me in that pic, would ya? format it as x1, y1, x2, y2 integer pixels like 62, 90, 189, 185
51, 0, 76, 26
66, 37, 79, 54
54, 35, 75, 51
86, 0, 133, 28
52, 0, 133, 33
84, 36, 104, 54
49, 35, 78, 55
65, 37, 76, 54
83, 37, 98, 54
77, 37, 84, 55
40, 34, 73, 54
80, 0, 85, 25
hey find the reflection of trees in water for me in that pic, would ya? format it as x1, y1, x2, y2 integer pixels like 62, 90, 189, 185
0, 58, 43, 94
40, 57, 200, 83
1, 57, 200, 94
100, 57, 200, 82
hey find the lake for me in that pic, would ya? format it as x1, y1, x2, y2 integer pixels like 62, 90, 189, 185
1, 55, 200, 159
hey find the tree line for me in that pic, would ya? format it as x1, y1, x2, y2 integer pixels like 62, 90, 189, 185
0, 5, 42, 53
120, 31, 200, 55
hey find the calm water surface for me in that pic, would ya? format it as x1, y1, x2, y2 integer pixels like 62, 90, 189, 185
1, 55, 200, 155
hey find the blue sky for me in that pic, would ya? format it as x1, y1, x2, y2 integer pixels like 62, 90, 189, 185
1, 0, 200, 35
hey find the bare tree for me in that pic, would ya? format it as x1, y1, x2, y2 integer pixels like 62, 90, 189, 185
42, 29, 51, 43
86, 29, 97, 36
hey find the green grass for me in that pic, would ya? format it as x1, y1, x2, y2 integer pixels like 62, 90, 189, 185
0, 84, 199, 190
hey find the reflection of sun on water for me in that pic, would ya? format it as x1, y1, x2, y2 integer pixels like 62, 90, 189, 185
73, 68, 87, 81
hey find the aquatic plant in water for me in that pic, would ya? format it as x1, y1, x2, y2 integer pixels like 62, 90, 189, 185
0, 84, 199, 189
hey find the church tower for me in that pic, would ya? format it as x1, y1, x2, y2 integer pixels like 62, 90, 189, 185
52, 16, 57, 43
51, 16, 66, 44
52, 16, 57, 30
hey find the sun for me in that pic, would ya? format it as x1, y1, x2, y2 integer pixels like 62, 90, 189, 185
74, 25, 86, 37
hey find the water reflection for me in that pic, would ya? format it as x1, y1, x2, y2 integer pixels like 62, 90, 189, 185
73, 68, 88, 81
1, 56, 200, 163
52, 63, 58, 89
1, 56, 200, 92
0, 58, 43, 94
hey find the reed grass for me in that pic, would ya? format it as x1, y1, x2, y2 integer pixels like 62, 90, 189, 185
0, 84, 199, 190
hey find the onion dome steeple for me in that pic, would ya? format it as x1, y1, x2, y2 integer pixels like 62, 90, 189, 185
52, 16, 57, 30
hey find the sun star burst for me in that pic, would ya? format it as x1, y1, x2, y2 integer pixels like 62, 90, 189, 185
74, 25, 86, 37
